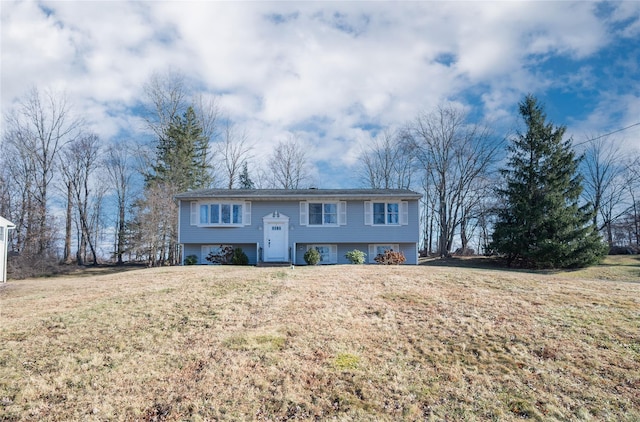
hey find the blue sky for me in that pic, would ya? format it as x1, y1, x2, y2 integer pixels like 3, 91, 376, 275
2, 1, 639, 188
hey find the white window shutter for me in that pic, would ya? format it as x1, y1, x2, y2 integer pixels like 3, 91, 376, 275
300, 202, 308, 226
368, 244, 375, 263
330, 245, 338, 263
364, 201, 372, 225
393, 244, 400, 252
244, 202, 251, 226
400, 201, 409, 225
338, 201, 347, 225
190, 202, 198, 225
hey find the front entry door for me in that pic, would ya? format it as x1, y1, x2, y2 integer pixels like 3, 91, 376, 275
263, 213, 289, 262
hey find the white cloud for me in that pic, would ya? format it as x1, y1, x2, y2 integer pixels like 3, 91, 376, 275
568, 92, 640, 153
2, 0, 638, 183
608, 1, 640, 38
1, 2, 77, 102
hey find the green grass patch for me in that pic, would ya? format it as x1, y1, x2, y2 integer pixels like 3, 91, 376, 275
223, 333, 287, 352
564, 255, 640, 282
333, 353, 360, 370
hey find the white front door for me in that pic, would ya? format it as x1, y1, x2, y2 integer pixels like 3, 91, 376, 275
263, 213, 289, 262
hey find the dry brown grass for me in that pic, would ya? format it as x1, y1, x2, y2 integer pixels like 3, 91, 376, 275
1, 262, 638, 421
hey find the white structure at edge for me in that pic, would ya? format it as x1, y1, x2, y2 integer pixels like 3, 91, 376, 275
0, 216, 15, 283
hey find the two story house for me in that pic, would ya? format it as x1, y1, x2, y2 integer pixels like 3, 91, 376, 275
175, 189, 421, 265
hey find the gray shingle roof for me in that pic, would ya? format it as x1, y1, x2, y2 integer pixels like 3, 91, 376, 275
174, 188, 422, 200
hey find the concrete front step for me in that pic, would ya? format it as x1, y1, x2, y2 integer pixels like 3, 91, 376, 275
256, 261, 292, 268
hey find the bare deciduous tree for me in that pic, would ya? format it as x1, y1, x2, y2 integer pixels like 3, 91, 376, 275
359, 130, 414, 189
192, 93, 220, 146
60, 133, 103, 265
268, 136, 311, 189
143, 70, 189, 140
458, 176, 495, 253
104, 139, 136, 265
3, 87, 82, 257
581, 137, 627, 247
419, 173, 437, 255
252, 166, 273, 189
621, 153, 640, 248
408, 105, 497, 257
131, 182, 179, 267
0, 136, 34, 254
143, 70, 219, 142
0, 165, 11, 222
218, 119, 253, 189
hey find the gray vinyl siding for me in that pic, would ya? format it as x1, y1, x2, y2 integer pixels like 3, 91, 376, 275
179, 199, 419, 243
294, 243, 417, 265
183, 243, 258, 265
178, 198, 420, 264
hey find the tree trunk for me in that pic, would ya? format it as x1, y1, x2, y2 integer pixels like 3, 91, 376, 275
634, 201, 639, 248
460, 214, 469, 252
63, 182, 73, 264
116, 199, 125, 264
80, 214, 99, 266
428, 211, 434, 256
37, 182, 48, 255
606, 223, 614, 248
439, 194, 448, 257
77, 226, 85, 266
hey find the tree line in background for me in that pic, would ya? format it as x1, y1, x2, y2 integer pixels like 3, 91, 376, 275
0, 71, 315, 275
357, 98, 638, 267
0, 70, 638, 275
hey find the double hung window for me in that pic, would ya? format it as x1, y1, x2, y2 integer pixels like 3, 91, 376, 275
300, 201, 346, 226
365, 201, 408, 226
201, 244, 233, 264
191, 201, 250, 226
309, 203, 337, 225
373, 202, 399, 224
307, 244, 338, 264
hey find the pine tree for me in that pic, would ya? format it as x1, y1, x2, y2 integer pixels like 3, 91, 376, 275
238, 162, 255, 189
146, 106, 212, 190
490, 95, 606, 268
139, 106, 213, 266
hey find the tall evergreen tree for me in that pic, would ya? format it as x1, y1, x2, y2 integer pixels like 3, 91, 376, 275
238, 161, 255, 189
139, 106, 212, 266
491, 95, 606, 268
146, 106, 212, 190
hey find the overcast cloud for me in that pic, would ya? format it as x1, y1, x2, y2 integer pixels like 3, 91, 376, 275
2, 1, 639, 187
